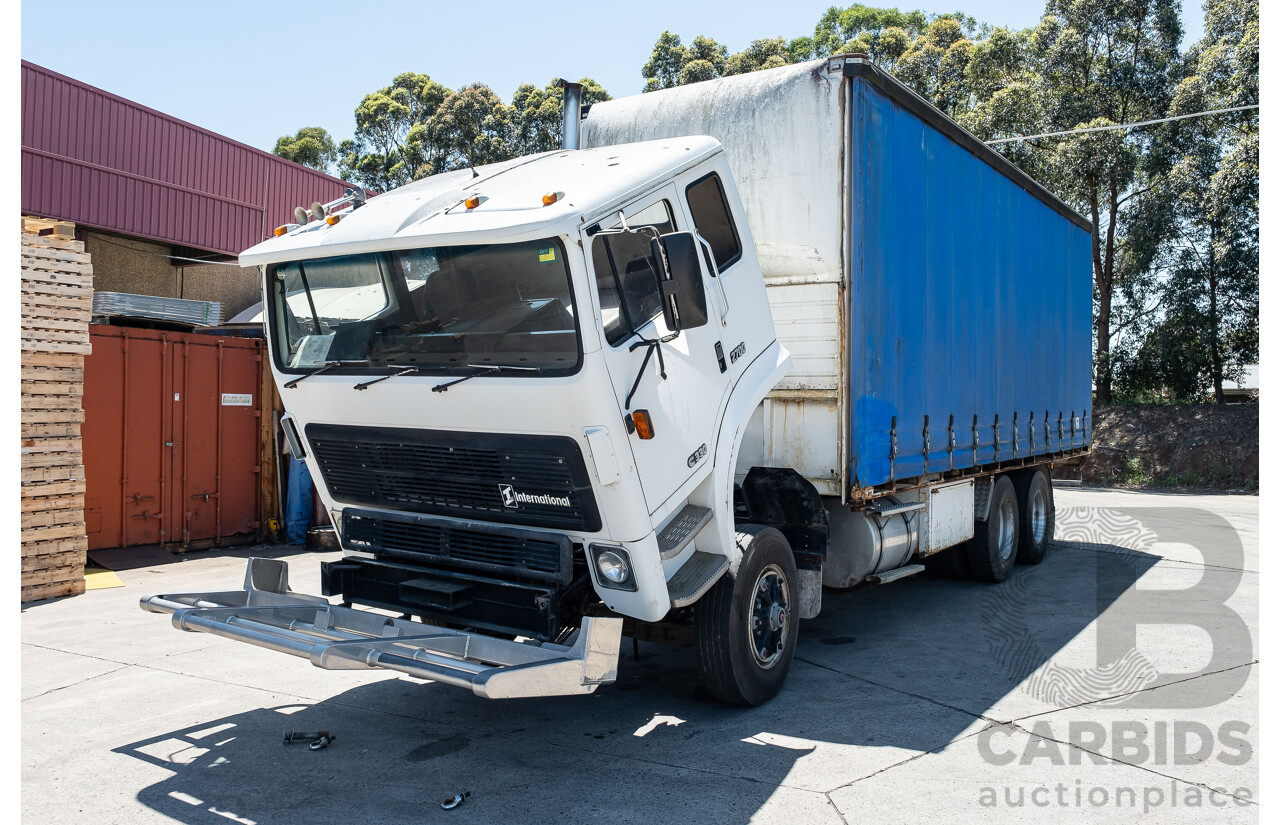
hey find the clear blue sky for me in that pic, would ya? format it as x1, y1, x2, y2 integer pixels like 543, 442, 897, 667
21, 1, 1206, 155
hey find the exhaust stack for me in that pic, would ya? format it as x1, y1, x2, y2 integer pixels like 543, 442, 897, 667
557, 79, 583, 150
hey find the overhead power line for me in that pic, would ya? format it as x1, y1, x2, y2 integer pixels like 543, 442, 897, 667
985, 105, 1260, 145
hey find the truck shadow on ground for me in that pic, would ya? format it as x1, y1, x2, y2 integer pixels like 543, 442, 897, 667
115, 538, 1156, 825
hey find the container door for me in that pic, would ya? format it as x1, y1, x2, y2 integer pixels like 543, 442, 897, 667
84, 328, 167, 548
174, 338, 262, 544
86, 329, 262, 549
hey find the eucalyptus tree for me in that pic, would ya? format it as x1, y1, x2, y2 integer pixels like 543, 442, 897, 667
1119, 0, 1258, 401
966, 1, 1183, 404
334, 72, 450, 192
509, 78, 612, 156
272, 127, 339, 175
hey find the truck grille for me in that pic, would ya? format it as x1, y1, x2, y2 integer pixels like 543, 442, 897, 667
342, 508, 571, 585
306, 424, 601, 532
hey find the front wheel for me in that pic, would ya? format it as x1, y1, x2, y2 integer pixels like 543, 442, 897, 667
695, 525, 799, 706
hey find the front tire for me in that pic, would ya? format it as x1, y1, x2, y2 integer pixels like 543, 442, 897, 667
695, 525, 799, 706
967, 475, 1018, 582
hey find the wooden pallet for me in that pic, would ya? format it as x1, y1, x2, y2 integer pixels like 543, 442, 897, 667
21, 215, 76, 239
21, 227, 92, 603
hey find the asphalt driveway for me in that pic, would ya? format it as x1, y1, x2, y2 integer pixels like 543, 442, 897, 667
21, 486, 1258, 824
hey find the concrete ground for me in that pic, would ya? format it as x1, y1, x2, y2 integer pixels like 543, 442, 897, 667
22, 487, 1258, 824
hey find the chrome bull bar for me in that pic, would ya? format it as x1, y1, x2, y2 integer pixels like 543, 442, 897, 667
140, 558, 623, 699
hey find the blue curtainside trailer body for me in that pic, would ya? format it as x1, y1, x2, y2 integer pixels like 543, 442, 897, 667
583, 53, 1093, 500
845, 61, 1094, 489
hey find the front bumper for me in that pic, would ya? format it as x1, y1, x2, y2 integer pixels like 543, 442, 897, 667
140, 558, 623, 699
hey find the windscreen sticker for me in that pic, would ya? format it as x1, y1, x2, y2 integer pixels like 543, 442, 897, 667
538, 247, 556, 263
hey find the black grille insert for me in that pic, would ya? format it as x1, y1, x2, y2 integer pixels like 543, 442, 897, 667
308, 424, 601, 531
343, 508, 572, 585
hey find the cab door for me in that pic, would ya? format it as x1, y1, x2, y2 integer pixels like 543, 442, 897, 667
588, 187, 729, 514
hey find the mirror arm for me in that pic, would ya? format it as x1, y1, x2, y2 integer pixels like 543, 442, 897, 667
624, 332, 678, 410
693, 233, 730, 325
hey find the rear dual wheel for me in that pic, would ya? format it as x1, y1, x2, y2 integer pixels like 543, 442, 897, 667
1013, 467, 1055, 565
967, 474, 1019, 582
965, 469, 1055, 582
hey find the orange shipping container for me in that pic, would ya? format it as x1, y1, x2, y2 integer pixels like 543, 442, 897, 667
82, 326, 262, 549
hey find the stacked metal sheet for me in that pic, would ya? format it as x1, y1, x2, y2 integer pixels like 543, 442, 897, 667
92, 292, 223, 327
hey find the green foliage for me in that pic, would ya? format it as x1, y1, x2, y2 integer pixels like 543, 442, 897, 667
893, 18, 974, 115
812, 4, 931, 56
279, 2, 1256, 409
272, 127, 338, 174
511, 78, 611, 156
641, 32, 803, 90
426, 84, 516, 173
642, 31, 692, 91
725, 38, 794, 76
337, 72, 450, 192
1115, 0, 1259, 403
320, 73, 609, 192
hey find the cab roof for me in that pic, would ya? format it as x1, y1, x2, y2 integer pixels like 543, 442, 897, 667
240, 136, 723, 266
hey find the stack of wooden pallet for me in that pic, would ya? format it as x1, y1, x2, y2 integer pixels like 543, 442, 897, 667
21, 219, 92, 602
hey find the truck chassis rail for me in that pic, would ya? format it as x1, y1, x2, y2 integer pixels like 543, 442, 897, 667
140, 558, 623, 699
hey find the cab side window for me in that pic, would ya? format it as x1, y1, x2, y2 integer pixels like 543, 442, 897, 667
685, 173, 742, 273
591, 201, 677, 346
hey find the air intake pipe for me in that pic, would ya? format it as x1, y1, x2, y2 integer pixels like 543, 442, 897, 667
557, 79, 583, 150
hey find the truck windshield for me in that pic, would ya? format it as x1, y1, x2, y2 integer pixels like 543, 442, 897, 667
267, 238, 580, 375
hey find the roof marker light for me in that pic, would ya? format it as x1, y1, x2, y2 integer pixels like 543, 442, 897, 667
274, 225, 289, 237
464, 195, 482, 210
326, 214, 341, 226
542, 191, 564, 206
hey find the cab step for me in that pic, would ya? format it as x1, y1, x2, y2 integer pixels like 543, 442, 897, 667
667, 551, 729, 608
867, 563, 925, 585
657, 504, 713, 560
868, 500, 926, 519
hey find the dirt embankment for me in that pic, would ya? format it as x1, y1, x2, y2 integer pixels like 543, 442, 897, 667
1061, 404, 1258, 491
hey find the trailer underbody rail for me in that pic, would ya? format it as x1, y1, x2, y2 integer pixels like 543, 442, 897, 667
140, 558, 623, 699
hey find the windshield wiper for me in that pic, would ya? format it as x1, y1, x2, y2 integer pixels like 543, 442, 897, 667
354, 364, 432, 391
284, 360, 353, 389
432, 363, 539, 393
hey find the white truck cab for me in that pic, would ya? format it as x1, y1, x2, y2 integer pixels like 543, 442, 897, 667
144, 135, 798, 705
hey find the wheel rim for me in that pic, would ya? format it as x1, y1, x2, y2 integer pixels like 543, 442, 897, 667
749, 564, 791, 670
1030, 488, 1048, 545
997, 497, 1017, 561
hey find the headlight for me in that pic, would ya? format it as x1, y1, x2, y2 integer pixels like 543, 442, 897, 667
598, 551, 629, 583
590, 544, 637, 591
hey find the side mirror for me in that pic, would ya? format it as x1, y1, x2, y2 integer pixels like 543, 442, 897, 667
650, 232, 709, 332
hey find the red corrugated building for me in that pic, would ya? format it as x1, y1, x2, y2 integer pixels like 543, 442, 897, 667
20, 61, 350, 557
20, 59, 356, 317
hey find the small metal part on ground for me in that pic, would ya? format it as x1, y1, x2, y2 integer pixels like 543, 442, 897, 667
441, 792, 471, 810
283, 730, 335, 746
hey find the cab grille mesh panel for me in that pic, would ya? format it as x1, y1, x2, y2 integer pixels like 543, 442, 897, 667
343, 510, 568, 583
307, 424, 600, 531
